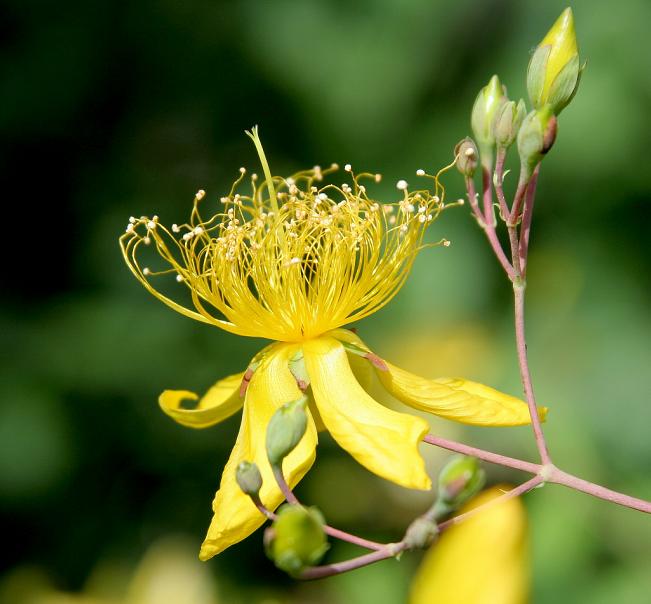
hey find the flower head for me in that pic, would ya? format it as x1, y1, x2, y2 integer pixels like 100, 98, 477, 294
120, 129, 545, 560
120, 127, 443, 342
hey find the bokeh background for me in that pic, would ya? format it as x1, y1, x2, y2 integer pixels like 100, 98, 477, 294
1, 0, 650, 602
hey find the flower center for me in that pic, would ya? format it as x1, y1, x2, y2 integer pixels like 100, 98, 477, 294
119, 129, 452, 341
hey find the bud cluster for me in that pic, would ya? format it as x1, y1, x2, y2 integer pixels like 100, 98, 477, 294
458, 8, 580, 179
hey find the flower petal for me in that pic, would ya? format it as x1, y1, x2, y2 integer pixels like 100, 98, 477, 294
378, 362, 547, 426
158, 372, 244, 429
303, 337, 430, 491
199, 344, 317, 560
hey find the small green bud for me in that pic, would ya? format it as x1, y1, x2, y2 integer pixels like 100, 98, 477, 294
527, 8, 582, 114
235, 461, 262, 497
404, 516, 439, 550
517, 107, 557, 177
492, 99, 527, 149
437, 455, 485, 508
266, 395, 308, 466
471, 74, 507, 161
265, 504, 329, 576
454, 137, 479, 177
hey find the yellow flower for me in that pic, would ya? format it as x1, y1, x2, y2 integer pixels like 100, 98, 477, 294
410, 486, 530, 604
119, 128, 545, 560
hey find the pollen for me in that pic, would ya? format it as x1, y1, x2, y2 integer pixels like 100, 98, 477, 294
119, 127, 452, 342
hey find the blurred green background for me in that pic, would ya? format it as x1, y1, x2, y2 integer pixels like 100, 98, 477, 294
1, 0, 650, 602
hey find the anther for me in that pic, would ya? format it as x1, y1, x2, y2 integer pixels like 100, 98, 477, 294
416, 169, 425, 176
464, 147, 475, 157
143, 267, 151, 275
125, 223, 134, 233
143, 236, 151, 245
375, 174, 382, 182
344, 163, 352, 172
172, 223, 180, 233
443, 239, 451, 247
193, 226, 204, 235
147, 220, 156, 230
196, 189, 206, 200
182, 232, 192, 241
239, 167, 246, 174
176, 274, 184, 282
396, 180, 408, 191
129, 216, 136, 224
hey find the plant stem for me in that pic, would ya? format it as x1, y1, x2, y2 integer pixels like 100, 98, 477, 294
518, 165, 539, 275
513, 282, 552, 465
270, 464, 386, 550
422, 434, 541, 474
548, 467, 651, 514
465, 177, 515, 279
437, 475, 543, 531
299, 543, 407, 580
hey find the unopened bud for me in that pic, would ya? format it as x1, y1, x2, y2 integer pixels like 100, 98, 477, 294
527, 8, 582, 114
437, 455, 485, 508
265, 504, 329, 576
454, 137, 479, 177
404, 516, 439, 550
493, 99, 527, 149
471, 74, 507, 161
517, 107, 557, 176
236, 461, 262, 497
266, 396, 308, 466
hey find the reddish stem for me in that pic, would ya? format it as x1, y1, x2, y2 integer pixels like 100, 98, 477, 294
518, 165, 539, 274
513, 282, 552, 465
437, 475, 543, 531
299, 544, 406, 580
493, 148, 512, 222
422, 434, 541, 474
548, 467, 651, 514
465, 177, 515, 280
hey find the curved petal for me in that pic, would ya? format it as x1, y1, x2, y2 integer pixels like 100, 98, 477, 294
378, 362, 547, 426
200, 344, 318, 560
303, 337, 430, 491
159, 372, 245, 429
328, 328, 374, 391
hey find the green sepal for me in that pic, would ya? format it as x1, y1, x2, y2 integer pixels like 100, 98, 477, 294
527, 45, 551, 108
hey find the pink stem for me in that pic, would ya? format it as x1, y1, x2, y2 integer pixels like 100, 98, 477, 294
548, 467, 651, 514
270, 466, 386, 550
423, 434, 541, 474
493, 149, 511, 222
299, 544, 407, 580
513, 282, 552, 465
466, 177, 515, 280
518, 165, 539, 274
437, 475, 543, 531
322, 526, 386, 551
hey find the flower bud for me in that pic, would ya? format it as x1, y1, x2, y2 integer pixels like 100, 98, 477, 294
265, 504, 329, 576
404, 516, 439, 550
454, 137, 478, 177
437, 455, 485, 508
527, 8, 581, 114
493, 99, 527, 149
517, 107, 557, 176
266, 395, 308, 466
235, 461, 262, 497
471, 75, 507, 161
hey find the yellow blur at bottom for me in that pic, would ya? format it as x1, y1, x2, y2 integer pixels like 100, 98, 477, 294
410, 486, 530, 604
0, 538, 219, 604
